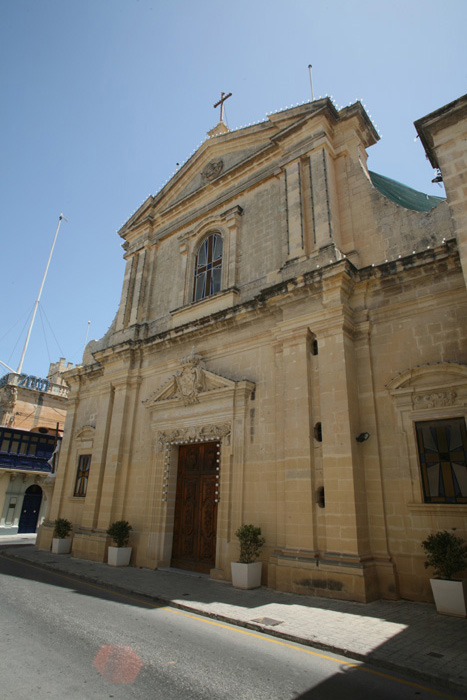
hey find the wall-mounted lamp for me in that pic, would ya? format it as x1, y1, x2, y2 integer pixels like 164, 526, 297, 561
356, 432, 370, 443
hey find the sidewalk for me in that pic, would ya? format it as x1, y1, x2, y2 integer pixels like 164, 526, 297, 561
1, 538, 466, 695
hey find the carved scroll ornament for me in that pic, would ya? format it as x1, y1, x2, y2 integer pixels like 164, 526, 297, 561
413, 391, 457, 409
157, 423, 231, 452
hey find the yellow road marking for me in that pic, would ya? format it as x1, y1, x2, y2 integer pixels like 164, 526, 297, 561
0, 554, 459, 699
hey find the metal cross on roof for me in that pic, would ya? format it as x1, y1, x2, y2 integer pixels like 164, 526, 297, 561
213, 91, 232, 123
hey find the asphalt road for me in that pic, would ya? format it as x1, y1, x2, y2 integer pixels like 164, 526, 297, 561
0, 555, 463, 700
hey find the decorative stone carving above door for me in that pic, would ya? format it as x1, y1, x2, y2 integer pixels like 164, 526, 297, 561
143, 349, 252, 409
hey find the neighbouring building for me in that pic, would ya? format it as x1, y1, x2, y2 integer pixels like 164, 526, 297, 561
0, 359, 71, 534
37, 96, 467, 603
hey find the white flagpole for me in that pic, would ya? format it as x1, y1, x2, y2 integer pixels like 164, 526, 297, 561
16, 213, 67, 374
83, 320, 91, 355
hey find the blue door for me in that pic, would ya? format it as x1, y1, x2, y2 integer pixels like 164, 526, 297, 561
17, 485, 43, 533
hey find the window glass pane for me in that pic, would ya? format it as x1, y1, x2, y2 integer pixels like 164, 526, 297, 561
1, 438, 10, 452
213, 234, 223, 260
18, 438, 28, 455
36, 439, 50, 457
193, 233, 223, 302
212, 266, 222, 294
453, 462, 467, 496
197, 239, 208, 267
194, 272, 206, 302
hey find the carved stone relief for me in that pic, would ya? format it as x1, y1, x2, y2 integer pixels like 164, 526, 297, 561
74, 425, 96, 440
157, 423, 231, 452
202, 159, 224, 182
413, 391, 457, 409
143, 348, 245, 409
174, 351, 205, 405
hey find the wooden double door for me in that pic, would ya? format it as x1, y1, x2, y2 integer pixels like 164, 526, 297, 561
171, 442, 218, 573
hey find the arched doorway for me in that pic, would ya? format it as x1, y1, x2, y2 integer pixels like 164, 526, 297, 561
17, 485, 43, 533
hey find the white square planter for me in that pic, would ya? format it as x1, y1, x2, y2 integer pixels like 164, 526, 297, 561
430, 578, 467, 617
231, 561, 262, 589
52, 537, 72, 555
108, 546, 132, 567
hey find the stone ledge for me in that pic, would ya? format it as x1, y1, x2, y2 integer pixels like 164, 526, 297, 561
170, 288, 239, 327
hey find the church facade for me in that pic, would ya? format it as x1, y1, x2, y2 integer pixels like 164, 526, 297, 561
37, 96, 467, 603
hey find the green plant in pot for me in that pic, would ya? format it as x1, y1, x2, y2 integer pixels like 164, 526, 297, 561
231, 524, 265, 589
54, 518, 72, 539
421, 530, 467, 617
52, 518, 73, 554
106, 520, 133, 566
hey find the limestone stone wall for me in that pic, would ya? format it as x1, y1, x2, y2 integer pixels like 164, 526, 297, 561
38, 97, 467, 604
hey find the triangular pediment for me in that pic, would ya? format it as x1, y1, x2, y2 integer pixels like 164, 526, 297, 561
170, 143, 264, 207
143, 351, 241, 409
119, 99, 364, 238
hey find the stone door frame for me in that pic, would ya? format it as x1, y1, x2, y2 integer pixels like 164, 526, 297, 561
143, 354, 255, 578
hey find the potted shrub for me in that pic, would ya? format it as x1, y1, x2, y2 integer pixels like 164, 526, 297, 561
51, 518, 72, 554
422, 530, 467, 617
106, 520, 133, 566
231, 524, 265, 589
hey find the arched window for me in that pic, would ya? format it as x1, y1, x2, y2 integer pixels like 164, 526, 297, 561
193, 233, 223, 302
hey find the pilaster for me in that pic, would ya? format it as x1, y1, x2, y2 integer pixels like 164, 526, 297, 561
95, 378, 134, 530
115, 257, 135, 331
129, 249, 147, 326
223, 205, 243, 288
275, 327, 314, 551
308, 147, 340, 249
284, 161, 305, 260
79, 383, 115, 529
315, 308, 370, 558
48, 395, 79, 521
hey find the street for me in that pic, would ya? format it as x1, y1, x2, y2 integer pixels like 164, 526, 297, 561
0, 555, 463, 700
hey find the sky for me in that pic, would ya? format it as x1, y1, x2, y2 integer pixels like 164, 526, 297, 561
1, 0, 466, 380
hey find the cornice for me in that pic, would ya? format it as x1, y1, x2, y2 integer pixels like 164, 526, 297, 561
82, 242, 460, 368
